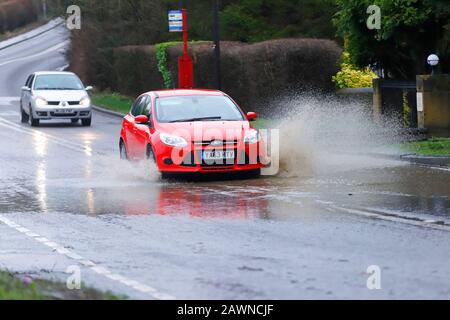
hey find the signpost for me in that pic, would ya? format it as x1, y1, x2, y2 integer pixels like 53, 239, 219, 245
168, 10, 183, 32
168, 9, 194, 89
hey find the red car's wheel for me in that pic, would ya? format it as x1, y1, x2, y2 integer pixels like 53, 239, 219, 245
119, 140, 128, 160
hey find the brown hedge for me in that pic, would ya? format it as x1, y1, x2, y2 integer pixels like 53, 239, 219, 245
0, 0, 41, 33
107, 38, 341, 114
168, 39, 342, 113
113, 45, 162, 96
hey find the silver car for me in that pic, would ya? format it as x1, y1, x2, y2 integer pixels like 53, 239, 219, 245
20, 71, 93, 127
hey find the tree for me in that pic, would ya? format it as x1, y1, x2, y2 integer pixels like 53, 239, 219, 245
334, 0, 450, 79
221, 0, 337, 42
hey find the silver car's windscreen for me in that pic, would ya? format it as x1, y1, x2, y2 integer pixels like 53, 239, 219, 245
34, 75, 84, 90
155, 96, 245, 123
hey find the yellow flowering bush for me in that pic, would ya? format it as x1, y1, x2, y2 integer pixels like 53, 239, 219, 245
332, 52, 377, 88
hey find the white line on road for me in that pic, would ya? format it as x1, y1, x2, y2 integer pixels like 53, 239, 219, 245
56, 64, 70, 72
0, 214, 176, 300
0, 41, 69, 67
0, 97, 20, 106
0, 116, 98, 156
314, 200, 450, 232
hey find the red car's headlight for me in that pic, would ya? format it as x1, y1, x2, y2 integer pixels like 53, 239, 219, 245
160, 133, 188, 148
244, 129, 261, 144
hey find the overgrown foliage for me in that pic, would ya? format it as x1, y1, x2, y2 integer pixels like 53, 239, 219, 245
221, 0, 338, 42
334, 0, 450, 79
156, 42, 178, 89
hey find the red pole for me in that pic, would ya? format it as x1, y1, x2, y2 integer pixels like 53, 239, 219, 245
178, 8, 194, 89
183, 9, 188, 57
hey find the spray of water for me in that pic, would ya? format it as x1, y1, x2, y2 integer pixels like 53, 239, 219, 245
265, 92, 405, 178
86, 92, 405, 184
95, 155, 161, 185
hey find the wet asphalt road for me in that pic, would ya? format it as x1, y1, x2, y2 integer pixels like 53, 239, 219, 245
0, 22, 450, 299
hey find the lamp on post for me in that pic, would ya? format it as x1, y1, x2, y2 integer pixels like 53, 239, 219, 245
427, 54, 439, 75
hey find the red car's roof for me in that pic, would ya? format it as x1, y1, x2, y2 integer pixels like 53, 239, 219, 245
147, 89, 225, 97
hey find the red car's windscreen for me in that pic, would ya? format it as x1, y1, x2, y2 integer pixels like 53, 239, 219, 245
155, 95, 245, 123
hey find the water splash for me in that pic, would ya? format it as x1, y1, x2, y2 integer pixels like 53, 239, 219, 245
266, 92, 405, 177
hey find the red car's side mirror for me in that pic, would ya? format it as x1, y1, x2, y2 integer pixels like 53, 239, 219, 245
135, 115, 149, 124
247, 112, 258, 121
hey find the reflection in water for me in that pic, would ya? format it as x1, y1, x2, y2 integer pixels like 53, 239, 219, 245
122, 184, 269, 219
36, 161, 47, 213
33, 131, 48, 157
80, 133, 95, 157
86, 188, 96, 216
84, 142, 93, 157
157, 185, 270, 219
85, 158, 93, 179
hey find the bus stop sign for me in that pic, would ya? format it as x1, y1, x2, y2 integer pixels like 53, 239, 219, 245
168, 10, 183, 32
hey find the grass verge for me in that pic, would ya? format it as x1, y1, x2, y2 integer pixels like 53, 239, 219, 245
0, 271, 123, 300
397, 137, 450, 156
92, 92, 132, 115
252, 118, 274, 129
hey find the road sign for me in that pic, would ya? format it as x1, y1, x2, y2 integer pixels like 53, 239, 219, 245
168, 10, 183, 32
168, 9, 194, 88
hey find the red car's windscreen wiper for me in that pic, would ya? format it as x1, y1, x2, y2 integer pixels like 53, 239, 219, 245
169, 116, 222, 123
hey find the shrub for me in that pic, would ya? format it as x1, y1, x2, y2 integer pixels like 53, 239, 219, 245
113, 46, 163, 97
332, 52, 377, 89
0, 0, 41, 33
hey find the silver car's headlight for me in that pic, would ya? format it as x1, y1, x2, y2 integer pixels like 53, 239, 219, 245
160, 133, 188, 148
35, 97, 48, 108
80, 96, 91, 107
244, 129, 261, 144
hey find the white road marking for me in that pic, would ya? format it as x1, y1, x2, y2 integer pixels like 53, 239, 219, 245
0, 214, 175, 300
0, 41, 69, 67
56, 64, 70, 71
0, 112, 19, 116
0, 97, 20, 106
314, 200, 450, 232
0, 116, 98, 156
421, 165, 450, 172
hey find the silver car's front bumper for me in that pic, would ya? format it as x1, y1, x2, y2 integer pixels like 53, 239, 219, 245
32, 106, 92, 120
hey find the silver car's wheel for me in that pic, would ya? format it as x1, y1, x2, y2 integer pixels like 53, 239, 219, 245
20, 105, 29, 123
29, 110, 39, 127
82, 117, 92, 127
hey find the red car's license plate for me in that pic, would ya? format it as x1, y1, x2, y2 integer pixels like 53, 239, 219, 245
203, 150, 235, 161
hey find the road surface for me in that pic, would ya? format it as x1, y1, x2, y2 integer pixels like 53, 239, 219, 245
0, 22, 449, 299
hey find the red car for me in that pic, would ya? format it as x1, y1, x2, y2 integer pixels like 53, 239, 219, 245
119, 89, 267, 177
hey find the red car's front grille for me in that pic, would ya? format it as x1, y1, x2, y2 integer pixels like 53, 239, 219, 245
180, 149, 238, 167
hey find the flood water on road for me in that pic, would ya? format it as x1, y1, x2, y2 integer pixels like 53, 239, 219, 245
0, 96, 449, 222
